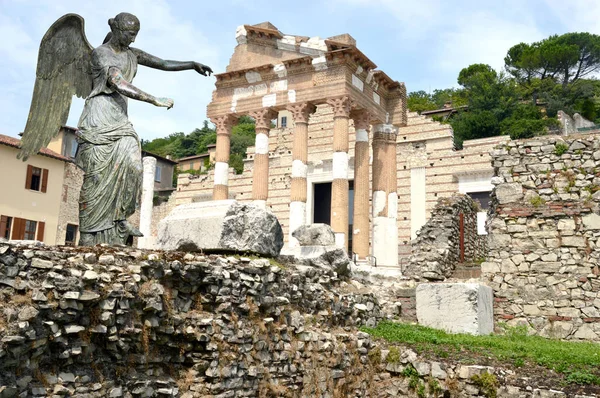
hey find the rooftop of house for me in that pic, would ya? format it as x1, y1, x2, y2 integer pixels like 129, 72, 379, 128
177, 153, 210, 162
141, 150, 178, 165
0, 134, 72, 162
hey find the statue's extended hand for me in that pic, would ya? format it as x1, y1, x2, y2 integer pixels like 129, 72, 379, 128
194, 62, 213, 76
154, 97, 174, 109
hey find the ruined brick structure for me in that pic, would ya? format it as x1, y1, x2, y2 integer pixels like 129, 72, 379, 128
176, 23, 507, 271
483, 134, 600, 340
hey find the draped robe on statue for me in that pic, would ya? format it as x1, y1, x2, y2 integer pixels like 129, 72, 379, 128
76, 45, 142, 245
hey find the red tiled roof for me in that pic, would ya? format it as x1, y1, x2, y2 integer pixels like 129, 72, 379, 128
0, 134, 72, 162
178, 153, 210, 162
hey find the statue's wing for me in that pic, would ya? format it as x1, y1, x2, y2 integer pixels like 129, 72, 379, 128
18, 14, 93, 160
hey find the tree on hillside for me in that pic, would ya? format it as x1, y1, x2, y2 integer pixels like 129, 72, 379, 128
406, 88, 467, 114
505, 33, 600, 89
142, 116, 257, 175
450, 63, 554, 147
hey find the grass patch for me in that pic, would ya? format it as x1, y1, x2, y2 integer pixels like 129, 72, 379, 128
360, 321, 600, 385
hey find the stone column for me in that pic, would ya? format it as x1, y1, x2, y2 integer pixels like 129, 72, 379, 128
211, 115, 236, 200
350, 109, 371, 259
372, 124, 399, 267
249, 108, 277, 207
327, 96, 352, 249
287, 102, 316, 246
138, 156, 156, 249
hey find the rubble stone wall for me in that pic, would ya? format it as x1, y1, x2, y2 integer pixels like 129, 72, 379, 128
0, 243, 589, 397
483, 134, 600, 340
404, 194, 482, 280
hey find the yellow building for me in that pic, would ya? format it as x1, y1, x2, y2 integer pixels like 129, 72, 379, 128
0, 132, 81, 245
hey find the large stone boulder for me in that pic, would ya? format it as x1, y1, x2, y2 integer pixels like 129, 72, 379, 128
416, 283, 493, 335
280, 245, 351, 276
292, 224, 335, 246
157, 200, 283, 257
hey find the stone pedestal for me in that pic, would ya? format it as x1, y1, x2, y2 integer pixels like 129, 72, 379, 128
156, 200, 283, 257
137, 157, 156, 250
416, 283, 493, 335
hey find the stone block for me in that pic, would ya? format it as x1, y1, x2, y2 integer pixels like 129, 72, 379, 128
495, 182, 523, 204
157, 200, 284, 257
292, 224, 335, 246
416, 283, 493, 335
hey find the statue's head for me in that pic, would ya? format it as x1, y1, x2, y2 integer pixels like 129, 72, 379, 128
106, 12, 140, 47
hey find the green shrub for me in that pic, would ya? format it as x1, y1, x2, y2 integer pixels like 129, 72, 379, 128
471, 373, 499, 398
554, 142, 569, 156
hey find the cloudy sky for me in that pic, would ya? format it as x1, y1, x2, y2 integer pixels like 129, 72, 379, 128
1, 0, 599, 140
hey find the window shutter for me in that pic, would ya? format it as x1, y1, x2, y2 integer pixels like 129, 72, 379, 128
36, 221, 45, 242
25, 165, 33, 189
41, 169, 49, 193
11, 218, 25, 240
0, 216, 7, 238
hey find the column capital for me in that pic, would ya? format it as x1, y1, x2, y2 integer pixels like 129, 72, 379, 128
373, 124, 398, 144
249, 108, 278, 130
287, 102, 316, 124
211, 114, 238, 134
327, 96, 351, 118
350, 109, 372, 131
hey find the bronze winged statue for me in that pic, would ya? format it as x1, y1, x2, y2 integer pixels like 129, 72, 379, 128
18, 12, 212, 246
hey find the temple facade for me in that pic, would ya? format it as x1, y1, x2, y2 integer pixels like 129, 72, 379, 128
175, 23, 506, 270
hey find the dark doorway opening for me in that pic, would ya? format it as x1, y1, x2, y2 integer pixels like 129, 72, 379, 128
312, 181, 354, 252
313, 182, 332, 225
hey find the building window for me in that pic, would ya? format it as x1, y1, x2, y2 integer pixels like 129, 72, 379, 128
189, 162, 194, 170
155, 166, 162, 182
0, 216, 12, 239
65, 224, 78, 246
26, 165, 48, 193
30, 167, 41, 190
24, 220, 37, 240
281, 116, 287, 128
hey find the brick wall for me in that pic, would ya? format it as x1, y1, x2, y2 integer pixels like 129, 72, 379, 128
483, 134, 600, 340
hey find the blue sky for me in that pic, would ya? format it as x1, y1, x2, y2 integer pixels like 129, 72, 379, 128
1, 0, 599, 140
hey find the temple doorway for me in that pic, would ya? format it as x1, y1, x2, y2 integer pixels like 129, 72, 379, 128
312, 181, 354, 252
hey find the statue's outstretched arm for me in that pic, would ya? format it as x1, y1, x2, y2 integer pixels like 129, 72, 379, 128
108, 66, 173, 108
131, 48, 213, 76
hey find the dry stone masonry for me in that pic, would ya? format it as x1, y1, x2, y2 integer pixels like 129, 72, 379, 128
0, 242, 596, 397
404, 194, 484, 280
483, 134, 600, 340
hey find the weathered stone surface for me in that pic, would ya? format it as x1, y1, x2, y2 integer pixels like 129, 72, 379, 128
30, 258, 53, 269
0, 241, 589, 396
485, 134, 600, 341
157, 200, 284, 257
416, 283, 494, 335
404, 194, 484, 280
495, 182, 523, 204
291, 223, 335, 246
279, 245, 351, 276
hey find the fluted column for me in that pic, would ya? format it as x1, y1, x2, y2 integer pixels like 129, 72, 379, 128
287, 103, 316, 247
372, 124, 399, 267
350, 109, 371, 259
327, 96, 352, 249
211, 115, 237, 200
249, 108, 277, 207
